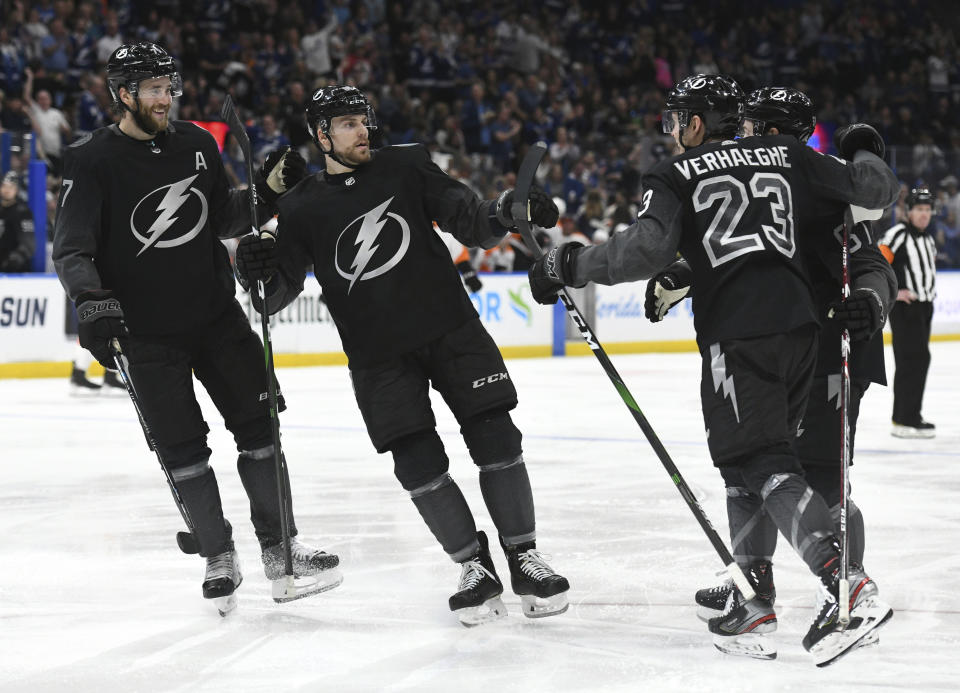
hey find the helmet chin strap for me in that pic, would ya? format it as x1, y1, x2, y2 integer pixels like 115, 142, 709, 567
321, 142, 354, 169
317, 126, 359, 170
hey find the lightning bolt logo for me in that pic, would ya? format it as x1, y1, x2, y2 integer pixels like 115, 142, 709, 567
347, 197, 392, 291
131, 175, 206, 255
335, 197, 411, 293
710, 343, 740, 423
826, 373, 842, 411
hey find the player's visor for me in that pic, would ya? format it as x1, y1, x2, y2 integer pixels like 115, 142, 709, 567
661, 109, 690, 134
738, 117, 764, 138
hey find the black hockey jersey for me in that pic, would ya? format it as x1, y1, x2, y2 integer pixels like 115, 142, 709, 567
53, 122, 267, 335
266, 144, 505, 368
572, 135, 899, 346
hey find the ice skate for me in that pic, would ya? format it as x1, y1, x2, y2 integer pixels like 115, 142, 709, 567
69, 365, 101, 395
695, 560, 775, 622
101, 369, 127, 394
202, 549, 242, 617
449, 531, 507, 627
802, 562, 893, 667
707, 581, 778, 660
891, 419, 935, 439
262, 537, 342, 603
501, 535, 569, 619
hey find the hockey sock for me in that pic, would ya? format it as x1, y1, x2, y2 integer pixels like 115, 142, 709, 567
410, 473, 479, 562
803, 464, 866, 566
169, 460, 233, 557
478, 457, 536, 546
830, 499, 865, 565
237, 445, 298, 549
757, 472, 838, 572
726, 486, 778, 564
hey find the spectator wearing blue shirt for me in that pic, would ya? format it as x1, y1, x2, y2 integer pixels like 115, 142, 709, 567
489, 104, 521, 173
460, 81, 494, 154
253, 113, 291, 167
41, 18, 72, 75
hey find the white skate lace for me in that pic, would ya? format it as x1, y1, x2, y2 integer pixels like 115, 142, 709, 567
289, 539, 318, 562
704, 578, 733, 597
205, 551, 235, 580
518, 550, 557, 580
458, 558, 495, 590
813, 582, 837, 621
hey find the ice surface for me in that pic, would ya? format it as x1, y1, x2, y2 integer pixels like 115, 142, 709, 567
1, 344, 958, 692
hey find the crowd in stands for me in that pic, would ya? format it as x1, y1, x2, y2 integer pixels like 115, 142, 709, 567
1, 0, 960, 269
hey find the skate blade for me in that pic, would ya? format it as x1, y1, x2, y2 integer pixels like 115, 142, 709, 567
271, 569, 343, 603
69, 386, 101, 397
712, 632, 777, 660
891, 426, 935, 439
214, 593, 238, 617
520, 592, 569, 619
856, 629, 880, 649
812, 598, 893, 667
457, 596, 508, 627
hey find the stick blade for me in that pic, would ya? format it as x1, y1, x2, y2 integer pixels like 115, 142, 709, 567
220, 94, 252, 161
511, 141, 548, 256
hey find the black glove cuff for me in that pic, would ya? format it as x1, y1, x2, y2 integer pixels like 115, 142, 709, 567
254, 174, 279, 206
546, 242, 584, 286
494, 189, 515, 229
858, 287, 885, 324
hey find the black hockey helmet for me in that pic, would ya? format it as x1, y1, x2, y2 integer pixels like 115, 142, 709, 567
305, 85, 377, 149
106, 42, 182, 106
662, 74, 744, 144
906, 186, 934, 210
741, 87, 816, 143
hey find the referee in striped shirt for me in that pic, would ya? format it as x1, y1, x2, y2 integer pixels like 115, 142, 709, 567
879, 187, 937, 438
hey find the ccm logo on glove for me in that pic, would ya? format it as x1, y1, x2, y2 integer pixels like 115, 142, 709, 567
473, 372, 510, 388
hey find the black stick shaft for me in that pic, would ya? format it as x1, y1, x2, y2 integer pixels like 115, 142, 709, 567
221, 96, 293, 578
110, 338, 199, 554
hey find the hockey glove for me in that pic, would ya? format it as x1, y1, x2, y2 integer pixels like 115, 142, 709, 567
644, 261, 692, 322
456, 260, 483, 293
495, 184, 560, 230
528, 242, 583, 305
76, 290, 128, 368
833, 123, 885, 161
235, 234, 278, 286
826, 288, 884, 341
256, 147, 307, 205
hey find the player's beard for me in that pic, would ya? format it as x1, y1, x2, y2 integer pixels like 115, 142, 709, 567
132, 99, 169, 136
339, 141, 371, 167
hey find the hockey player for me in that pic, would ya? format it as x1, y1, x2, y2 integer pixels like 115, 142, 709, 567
528, 75, 897, 665
52, 42, 340, 615
644, 87, 897, 659
234, 85, 569, 626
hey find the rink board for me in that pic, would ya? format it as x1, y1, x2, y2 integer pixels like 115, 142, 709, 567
3, 271, 960, 377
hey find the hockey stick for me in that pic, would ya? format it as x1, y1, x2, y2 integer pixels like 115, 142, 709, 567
515, 143, 755, 600
837, 212, 853, 626
110, 338, 200, 554
221, 96, 295, 589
